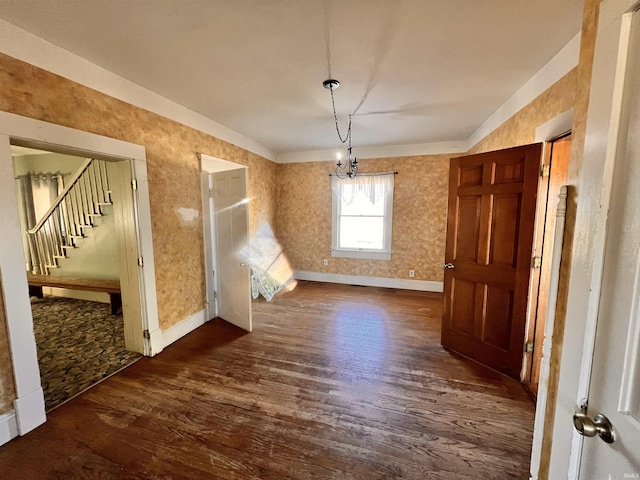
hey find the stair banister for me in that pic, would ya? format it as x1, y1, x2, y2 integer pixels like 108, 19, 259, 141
27, 158, 93, 235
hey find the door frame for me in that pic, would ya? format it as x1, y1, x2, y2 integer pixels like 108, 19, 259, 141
567, 1, 640, 477
544, 1, 640, 478
0, 111, 161, 441
523, 108, 574, 384
199, 153, 249, 323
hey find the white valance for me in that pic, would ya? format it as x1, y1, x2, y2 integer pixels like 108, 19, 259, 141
331, 173, 395, 206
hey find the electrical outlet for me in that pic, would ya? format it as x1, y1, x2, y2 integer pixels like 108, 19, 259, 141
409, 269, 415, 278
323, 259, 329, 266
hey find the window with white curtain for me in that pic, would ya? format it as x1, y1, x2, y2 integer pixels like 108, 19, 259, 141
331, 173, 394, 260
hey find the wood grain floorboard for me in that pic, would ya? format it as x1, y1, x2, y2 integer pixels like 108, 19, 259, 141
0, 281, 535, 479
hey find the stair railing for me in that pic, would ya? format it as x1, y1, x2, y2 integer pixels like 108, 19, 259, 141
27, 159, 112, 274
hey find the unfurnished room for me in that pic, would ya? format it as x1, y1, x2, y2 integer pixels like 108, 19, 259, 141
0, 1, 638, 479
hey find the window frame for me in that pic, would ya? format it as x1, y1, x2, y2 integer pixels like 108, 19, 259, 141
330, 175, 394, 261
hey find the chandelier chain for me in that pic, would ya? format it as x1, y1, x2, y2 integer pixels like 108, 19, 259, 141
328, 85, 352, 145
324, 79, 358, 178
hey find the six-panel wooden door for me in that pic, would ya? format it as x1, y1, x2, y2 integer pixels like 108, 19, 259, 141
441, 143, 542, 379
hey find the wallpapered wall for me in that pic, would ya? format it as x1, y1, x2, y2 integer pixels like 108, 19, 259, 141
0, 30, 581, 417
276, 68, 578, 284
0, 289, 14, 413
276, 155, 451, 282
467, 68, 577, 155
0, 52, 278, 414
540, 0, 602, 477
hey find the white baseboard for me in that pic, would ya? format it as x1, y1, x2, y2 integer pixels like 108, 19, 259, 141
0, 410, 18, 446
13, 387, 46, 435
294, 270, 444, 293
147, 327, 164, 356
161, 309, 207, 349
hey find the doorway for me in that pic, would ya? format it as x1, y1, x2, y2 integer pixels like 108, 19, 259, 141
0, 111, 160, 437
200, 153, 252, 332
523, 132, 572, 394
11, 145, 141, 410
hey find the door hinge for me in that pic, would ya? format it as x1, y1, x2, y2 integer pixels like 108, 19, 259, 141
525, 341, 534, 353
143, 329, 151, 339
532, 256, 542, 268
137, 257, 144, 267
213, 290, 217, 299
132, 179, 138, 190
540, 164, 551, 177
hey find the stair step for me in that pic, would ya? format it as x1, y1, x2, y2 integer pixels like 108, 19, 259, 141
53, 255, 66, 259
69, 235, 83, 239
45, 265, 59, 269
79, 224, 93, 229
87, 213, 102, 217
97, 202, 113, 206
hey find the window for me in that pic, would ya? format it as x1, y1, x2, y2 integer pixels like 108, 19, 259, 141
331, 173, 394, 260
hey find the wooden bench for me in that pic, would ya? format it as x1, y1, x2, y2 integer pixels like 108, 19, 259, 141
27, 273, 122, 315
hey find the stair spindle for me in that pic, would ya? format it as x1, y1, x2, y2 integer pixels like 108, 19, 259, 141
94, 161, 106, 204
27, 159, 112, 275
88, 163, 101, 212
100, 161, 111, 202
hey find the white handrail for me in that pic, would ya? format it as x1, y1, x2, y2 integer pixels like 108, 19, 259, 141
27, 158, 92, 235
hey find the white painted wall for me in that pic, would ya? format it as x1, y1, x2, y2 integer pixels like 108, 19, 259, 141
48, 205, 118, 280
12, 152, 119, 281
12, 152, 84, 177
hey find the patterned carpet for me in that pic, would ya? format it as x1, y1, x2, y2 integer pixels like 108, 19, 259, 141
31, 296, 141, 411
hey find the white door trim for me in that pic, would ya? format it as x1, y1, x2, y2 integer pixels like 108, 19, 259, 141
199, 153, 248, 323
546, 1, 640, 478
0, 111, 160, 441
529, 187, 569, 480
528, 108, 574, 479
569, 2, 638, 477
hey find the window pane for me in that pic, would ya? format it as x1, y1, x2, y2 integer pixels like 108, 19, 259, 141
340, 186, 386, 216
339, 216, 384, 250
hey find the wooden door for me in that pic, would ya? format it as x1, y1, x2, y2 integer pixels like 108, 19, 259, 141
442, 143, 542, 379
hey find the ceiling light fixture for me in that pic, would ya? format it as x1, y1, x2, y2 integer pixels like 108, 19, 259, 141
323, 79, 357, 178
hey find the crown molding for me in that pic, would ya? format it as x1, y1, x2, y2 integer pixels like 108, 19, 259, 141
0, 19, 276, 162
276, 140, 467, 163
465, 32, 581, 151
0, 19, 580, 164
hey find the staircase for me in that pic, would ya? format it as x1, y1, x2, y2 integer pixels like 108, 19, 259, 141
27, 159, 112, 275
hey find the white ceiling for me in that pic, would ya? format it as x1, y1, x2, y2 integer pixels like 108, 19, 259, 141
0, 0, 583, 156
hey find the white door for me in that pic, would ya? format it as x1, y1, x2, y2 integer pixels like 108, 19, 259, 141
210, 168, 252, 332
575, 3, 640, 478
202, 171, 217, 321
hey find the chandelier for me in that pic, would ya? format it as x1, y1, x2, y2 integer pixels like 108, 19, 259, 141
323, 79, 358, 178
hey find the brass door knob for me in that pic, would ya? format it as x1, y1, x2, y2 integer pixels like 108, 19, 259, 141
444, 263, 455, 269
573, 412, 615, 444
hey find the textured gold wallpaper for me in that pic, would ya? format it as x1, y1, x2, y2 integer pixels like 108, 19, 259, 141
0, 52, 278, 413
277, 155, 452, 282
0, 287, 15, 413
540, 1, 601, 477
467, 68, 577, 155
0, 18, 582, 419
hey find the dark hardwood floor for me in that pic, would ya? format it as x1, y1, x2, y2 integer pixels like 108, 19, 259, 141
0, 281, 534, 479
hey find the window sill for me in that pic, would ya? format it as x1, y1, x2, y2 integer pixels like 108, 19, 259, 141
331, 249, 391, 260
